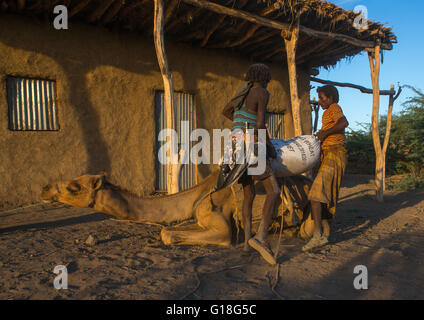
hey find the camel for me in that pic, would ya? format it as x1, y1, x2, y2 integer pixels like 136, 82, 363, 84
41, 169, 330, 247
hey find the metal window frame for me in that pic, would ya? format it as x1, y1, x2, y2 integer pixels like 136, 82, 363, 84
265, 111, 284, 139
154, 90, 197, 192
6, 76, 59, 131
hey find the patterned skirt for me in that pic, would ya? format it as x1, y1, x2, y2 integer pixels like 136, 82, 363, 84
307, 145, 348, 216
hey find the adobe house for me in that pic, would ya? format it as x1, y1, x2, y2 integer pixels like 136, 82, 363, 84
0, 0, 396, 209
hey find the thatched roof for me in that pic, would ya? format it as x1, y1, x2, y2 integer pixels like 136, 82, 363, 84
1, 0, 397, 68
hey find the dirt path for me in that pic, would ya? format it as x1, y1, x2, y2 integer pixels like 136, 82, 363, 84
0, 175, 423, 300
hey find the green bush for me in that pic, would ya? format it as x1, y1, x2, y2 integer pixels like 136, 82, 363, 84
346, 85, 424, 177
386, 175, 424, 191
345, 124, 375, 174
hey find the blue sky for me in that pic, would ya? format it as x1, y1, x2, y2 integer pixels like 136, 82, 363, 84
312, 0, 424, 130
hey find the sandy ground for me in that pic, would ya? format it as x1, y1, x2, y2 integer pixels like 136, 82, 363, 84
0, 175, 423, 300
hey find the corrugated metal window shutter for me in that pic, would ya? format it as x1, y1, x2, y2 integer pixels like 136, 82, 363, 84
155, 91, 196, 191
6, 77, 59, 131
265, 112, 284, 139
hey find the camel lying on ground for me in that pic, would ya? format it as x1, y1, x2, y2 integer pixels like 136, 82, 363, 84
41, 170, 330, 247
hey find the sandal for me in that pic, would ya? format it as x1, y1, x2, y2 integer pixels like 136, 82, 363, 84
302, 235, 329, 252
248, 237, 277, 265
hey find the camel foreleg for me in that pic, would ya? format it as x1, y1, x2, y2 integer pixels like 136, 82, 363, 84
160, 213, 232, 247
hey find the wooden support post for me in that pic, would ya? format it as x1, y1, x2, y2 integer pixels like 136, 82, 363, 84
283, 20, 302, 137
382, 85, 402, 191
171, 149, 186, 193
368, 44, 384, 202
311, 98, 319, 133
154, 0, 179, 194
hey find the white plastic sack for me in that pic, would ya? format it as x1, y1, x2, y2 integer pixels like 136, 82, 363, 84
270, 135, 321, 177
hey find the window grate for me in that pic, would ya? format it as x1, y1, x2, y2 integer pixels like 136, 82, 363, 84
6, 77, 59, 131
266, 112, 284, 139
155, 91, 197, 192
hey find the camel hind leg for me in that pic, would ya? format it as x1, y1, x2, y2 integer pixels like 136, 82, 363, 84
160, 213, 232, 247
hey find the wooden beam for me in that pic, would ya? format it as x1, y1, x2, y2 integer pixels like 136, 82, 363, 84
260, 4, 279, 16
239, 30, 279, 49
296, 40, 330, 64
226, 24, 261, 47
201, 14, 225, 47
188, 0, 235, 46
88, 0, 115, 22
101, 0, 125, 25
255, 46, 284, 61
244, 34, 281, 56
311, 77, 395, 96
306, 44, 360, 68
179, 0, 393, 50
208, 22, 260, 48
119, 0, 145, 18
164, 0, 180, 24
165, 7, 203, 31
69, 0, 91, 18
238, 9, 284, 50
284, 21, 302, 137
154, 0, 179, 194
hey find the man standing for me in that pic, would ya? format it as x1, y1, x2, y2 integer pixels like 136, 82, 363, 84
303, 85, 349, 251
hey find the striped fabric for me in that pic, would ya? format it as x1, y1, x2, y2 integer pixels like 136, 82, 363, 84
232, 105, 257, 131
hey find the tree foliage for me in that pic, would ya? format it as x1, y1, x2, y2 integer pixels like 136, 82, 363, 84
346, 85, 424, 176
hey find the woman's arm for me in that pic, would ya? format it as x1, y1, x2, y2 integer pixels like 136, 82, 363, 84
316, 116, 349, 142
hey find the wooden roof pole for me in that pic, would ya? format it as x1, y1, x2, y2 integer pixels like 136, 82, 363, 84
311, 77, 396, 96
69, 0, 92, 18
180, 0, 393, 50
154, 0, 179, 194
368, 43, 384, 202
283, 21, 302, 137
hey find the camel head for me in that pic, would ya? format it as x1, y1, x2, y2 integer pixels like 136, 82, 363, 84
41, 172, 106, 208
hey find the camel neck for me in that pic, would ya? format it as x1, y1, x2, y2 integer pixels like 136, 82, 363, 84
94, 170, 219, 223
